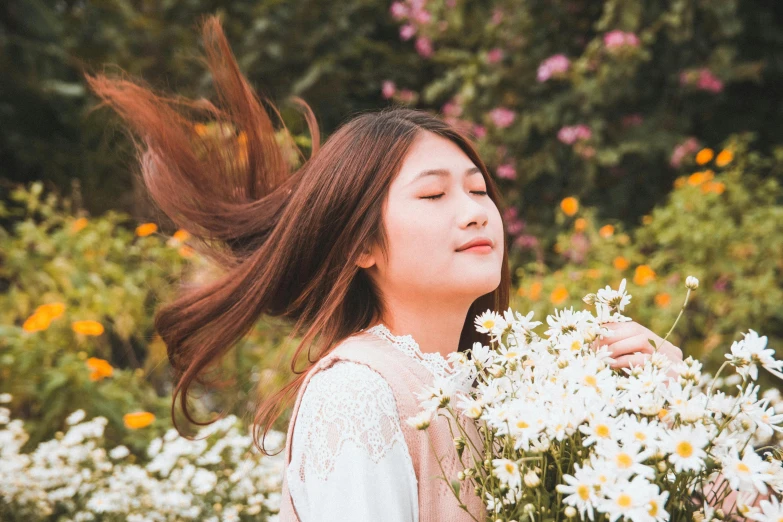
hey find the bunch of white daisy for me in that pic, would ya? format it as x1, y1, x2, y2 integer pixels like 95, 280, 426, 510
0, 395, 285, 521
408, 277, 783, 522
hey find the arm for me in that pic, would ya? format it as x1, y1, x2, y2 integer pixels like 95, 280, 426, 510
287, 361, 418, 522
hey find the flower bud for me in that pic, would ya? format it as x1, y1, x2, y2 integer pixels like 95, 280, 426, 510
523, 469, 541, 488
565, 506, 577, 518
583, 293, 596, 306
523, 503, 535, 514
457, 471, 465, 480
685, 276, 699, 290
657, 460, 667, 472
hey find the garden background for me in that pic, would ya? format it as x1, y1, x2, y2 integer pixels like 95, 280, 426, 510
1, 0, 782, 520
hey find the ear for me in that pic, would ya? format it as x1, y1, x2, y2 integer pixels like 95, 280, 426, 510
356, 246, 376, 269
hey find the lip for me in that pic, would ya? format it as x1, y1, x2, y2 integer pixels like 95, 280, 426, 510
456, 237, 494, 252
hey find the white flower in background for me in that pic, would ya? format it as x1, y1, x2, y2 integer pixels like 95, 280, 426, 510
474, 310, 507, 336
579, 411, 618, 447
685, 276, 699, 290
721, 446, 774, 495
492, 458, 521, 488
594, 440, 655, 480
65, 409, 86, 425
456, 396, 484, 419
468, 342, 493, 368
557, 461, 600, 521
599, 475, 657, 522
405, 408, 435, 430
108, 445, 130, 460
662, 423, 710, 473
0, 393, 12, 404
727, 330, 783, 381
749, 493, 783, 521
595, 278, 632, 312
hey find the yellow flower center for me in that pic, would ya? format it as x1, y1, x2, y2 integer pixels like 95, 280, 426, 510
617, 453, 633, 468
736, 462, 750, 474
617, 494, 632, 508
585, 375, 597, 386
634, 432, 646, 441
596, 424, 610, 437
676, 441, 693, 458
577, 485, 590, 500
505, 462, 515, 473
648, 501, 658, 516
516, 420, 529, 429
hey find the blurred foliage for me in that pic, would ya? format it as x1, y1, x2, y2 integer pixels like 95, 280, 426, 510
510, 134, 783, 388
0, 0, 427, 216
384, 0, 783, 276
0, 182, 298, 453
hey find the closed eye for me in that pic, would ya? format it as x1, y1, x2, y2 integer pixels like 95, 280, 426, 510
421, 191, 488, 200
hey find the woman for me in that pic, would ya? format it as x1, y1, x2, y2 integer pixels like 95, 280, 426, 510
84, 14, 755, 522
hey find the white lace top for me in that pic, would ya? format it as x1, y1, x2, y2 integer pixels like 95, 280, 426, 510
286, 324, 468, 522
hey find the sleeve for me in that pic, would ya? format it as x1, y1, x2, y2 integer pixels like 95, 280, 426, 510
286, 361, 418, 522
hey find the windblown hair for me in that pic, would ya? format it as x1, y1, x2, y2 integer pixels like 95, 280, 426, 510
84, 14, 510, 455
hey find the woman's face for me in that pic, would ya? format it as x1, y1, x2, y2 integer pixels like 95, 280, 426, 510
360, 130, 504, 305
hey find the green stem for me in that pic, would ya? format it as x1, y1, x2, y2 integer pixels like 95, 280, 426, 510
661, 288, 692, 345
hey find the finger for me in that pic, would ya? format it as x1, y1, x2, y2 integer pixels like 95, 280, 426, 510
610, 352, 650, 370
606, 334, 656, 358
593, 322, 633, 348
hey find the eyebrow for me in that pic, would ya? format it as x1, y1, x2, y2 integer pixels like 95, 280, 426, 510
407, 166, 483, 186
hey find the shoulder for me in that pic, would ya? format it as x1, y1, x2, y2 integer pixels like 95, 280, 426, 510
299, 360, 398, 421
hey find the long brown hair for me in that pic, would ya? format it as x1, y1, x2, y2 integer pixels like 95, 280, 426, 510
84, 14, 510, 455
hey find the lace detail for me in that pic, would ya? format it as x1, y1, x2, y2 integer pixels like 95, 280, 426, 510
364, 323, 475, 392
289, 361, 413, 483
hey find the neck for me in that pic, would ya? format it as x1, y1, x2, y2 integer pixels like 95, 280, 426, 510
370, 295, 473, 359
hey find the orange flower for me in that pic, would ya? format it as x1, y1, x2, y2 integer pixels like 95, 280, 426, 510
673, 177, 686, 189
36, 302, 65, 320
560, 197, 579, 216
72, 320, 104, 336
23, 312, 52, 332
550, 285, 569, 305
528, 281, 543, 301
642, 215, 653, 225
633, 265, 656, 286
193, 123, 209, 136
178, 245, 194, 257
172, 229, 190, 242
135, 223, 158, 237
71, 217, 88, 233
585, 269, 601, 279
599, 225, 615, 238
715, 149, 733, 167
654, 293, 671, 308
701, 181, 726, 195
86, 357, 114, 381
613, 256, 630, 271
695, 148, 714, 165
688, 170, 714, 186
574, 218, 587, 232
123, 411, 155, 429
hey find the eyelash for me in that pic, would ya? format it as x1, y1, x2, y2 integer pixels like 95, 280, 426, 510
421, 191, 488, 200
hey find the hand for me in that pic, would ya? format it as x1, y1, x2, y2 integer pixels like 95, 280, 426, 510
592, 321, 683, 372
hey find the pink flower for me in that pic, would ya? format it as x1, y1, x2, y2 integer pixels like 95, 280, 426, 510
399, 24, 416, 41
489, 107, 516, 129
621, 113, 643, 127
697, 69, 723, 93
487, 48, 504, 64
472, 124, 486, 139
415, 36, 433, 58
381, 80, 396, 99
537, 54, 570, 82
557, 124, 592, 145
398, 89, 417, 103
442, 100, 462, 118
390, 2, 408, 20
491, 8, 504, 25
603, 30, 640, 50
513, 234, 539, 249
669, 137, 701, 168
496, 163, 517, 180
445, 0, 457, 7
504, 208, 525, 236
413, 8, 431, 24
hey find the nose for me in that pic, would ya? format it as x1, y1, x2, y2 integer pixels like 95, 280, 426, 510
458, 190, 489, 229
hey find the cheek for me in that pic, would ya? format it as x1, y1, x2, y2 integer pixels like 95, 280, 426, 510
384, 203, 450, 269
